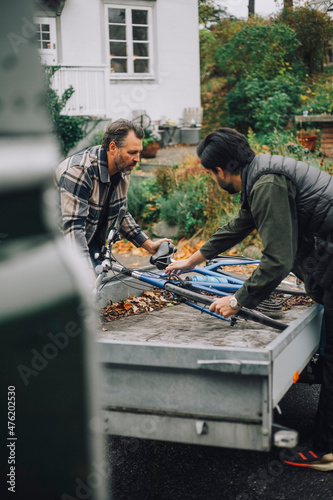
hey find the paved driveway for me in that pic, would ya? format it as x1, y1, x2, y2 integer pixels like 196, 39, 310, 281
106, 383, 333, 500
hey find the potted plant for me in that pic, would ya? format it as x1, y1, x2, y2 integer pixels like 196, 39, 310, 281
141, 127, 162, 158
296, 128, 320, 152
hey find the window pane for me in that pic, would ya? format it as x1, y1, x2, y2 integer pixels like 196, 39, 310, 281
111, 58, 127, 73
133, 43, 149, 57
133, 26, 148, 41
108, 8, 125, 24
134, 59, 149, 73
42, 41, 50, 49
110, 42, 127, 57
41, 24, 49, 31
42, 32, 50, 41
109, 25, 126, 41
132, 10, 148, 25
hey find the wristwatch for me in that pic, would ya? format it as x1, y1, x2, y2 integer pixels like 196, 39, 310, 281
229, 295, 241, 310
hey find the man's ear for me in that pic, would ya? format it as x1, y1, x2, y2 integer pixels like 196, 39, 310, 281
216, 166, 226, 179
108, 142, 117, 155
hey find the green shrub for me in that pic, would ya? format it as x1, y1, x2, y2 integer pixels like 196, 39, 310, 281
217, 22, 304, 84
158, 178, 209, 238
276, 7, 333, 76
127, 177, 160, 227
227, 76, 302, 133
295, 69, 333, 116
44, 66, 89, 156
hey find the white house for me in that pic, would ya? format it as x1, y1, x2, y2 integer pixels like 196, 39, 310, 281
34, 0, 201, 127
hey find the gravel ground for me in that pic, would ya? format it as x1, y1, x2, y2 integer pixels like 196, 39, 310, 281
140, 144, 198, 166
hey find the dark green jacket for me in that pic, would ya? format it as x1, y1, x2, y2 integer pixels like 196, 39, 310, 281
200, 155, 333, 308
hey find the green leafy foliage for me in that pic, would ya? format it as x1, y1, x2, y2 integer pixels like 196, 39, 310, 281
227, 76, 302, 133
158, 176, 209, 237
276, 7, 333, 75
216, 22, 304, 85
295, 68, 333, 115
127, 177, 161, 227
127, 160, 240, 240
198, 0, 230, 28
44, 66, 89, 156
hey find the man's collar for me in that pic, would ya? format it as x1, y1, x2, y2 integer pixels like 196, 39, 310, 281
98, 147, 110, 183
240, 155, 257, 208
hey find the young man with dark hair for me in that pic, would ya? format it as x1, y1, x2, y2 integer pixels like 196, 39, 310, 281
56, 118, 168, 270
166, 127, 333, 471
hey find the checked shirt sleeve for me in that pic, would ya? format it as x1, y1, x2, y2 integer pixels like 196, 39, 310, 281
119, 213, 149, 247
57, 165, 93, 263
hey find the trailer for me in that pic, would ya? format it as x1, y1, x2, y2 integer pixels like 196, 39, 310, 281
97, 268, 323, 452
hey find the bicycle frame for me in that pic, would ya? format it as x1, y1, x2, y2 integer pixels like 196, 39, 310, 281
93, 214, 304, 331
95, 256, 291, 331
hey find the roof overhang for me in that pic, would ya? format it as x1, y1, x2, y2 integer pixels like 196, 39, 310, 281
35, 0, 66, 17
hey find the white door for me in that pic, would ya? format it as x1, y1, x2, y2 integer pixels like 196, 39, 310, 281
35, 17, 57, 65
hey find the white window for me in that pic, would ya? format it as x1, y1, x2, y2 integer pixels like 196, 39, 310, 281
35, 17, 57, 65
106, 5, 153, 77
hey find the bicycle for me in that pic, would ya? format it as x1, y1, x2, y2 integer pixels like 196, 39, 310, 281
93, 208, 307, 332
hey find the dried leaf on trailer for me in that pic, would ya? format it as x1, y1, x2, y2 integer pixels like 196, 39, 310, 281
101, 288, 177, 322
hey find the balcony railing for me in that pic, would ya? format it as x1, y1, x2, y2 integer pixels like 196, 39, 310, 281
52, 66, 108, 117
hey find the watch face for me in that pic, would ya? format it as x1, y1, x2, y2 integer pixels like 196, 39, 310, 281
230, 296, 238, 308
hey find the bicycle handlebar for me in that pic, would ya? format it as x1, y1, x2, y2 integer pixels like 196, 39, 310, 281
150, 241, 177, 270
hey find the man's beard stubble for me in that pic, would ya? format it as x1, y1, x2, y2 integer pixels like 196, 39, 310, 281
216, 176, 238, 195
114, 152, 136, 175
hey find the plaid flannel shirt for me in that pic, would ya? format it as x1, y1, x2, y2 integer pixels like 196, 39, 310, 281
55, 145, 148, 266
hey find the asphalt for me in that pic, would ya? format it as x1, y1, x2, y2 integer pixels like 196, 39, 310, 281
106, 384, 333, 500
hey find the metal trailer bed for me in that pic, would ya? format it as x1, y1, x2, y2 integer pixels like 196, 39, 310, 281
97, 270, 323, 452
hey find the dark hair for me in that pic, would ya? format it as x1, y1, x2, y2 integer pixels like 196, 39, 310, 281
197, 128, 255, 174
102, 118, 144, 150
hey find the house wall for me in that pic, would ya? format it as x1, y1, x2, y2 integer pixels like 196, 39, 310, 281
56, 0, 201, 123
107, 0, 201, 123
60, 0, 103, 65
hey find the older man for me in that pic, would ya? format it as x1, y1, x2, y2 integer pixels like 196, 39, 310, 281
56, 118, 167, 270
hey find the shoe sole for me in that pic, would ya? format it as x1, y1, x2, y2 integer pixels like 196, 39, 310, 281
285, 460, 333, 471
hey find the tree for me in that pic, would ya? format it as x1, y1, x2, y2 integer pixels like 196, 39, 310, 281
216, 22, 304, 133
217, 22, 303, 84
277, 6, 333, 74
307, 1, 333, 12
248, 0, 255, 17
198, 0, 230, 27
284, 0, 293, 8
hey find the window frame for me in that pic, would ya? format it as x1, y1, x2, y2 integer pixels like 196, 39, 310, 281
105, 3, 154, 80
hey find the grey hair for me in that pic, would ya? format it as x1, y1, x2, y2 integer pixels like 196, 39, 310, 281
102, 118, 144, 150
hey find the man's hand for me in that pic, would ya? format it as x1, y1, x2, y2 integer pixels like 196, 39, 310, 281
141, 238, 171, 255
165, 258, 196, 276
165, 249, 206, 276
209, 296, 240, 318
